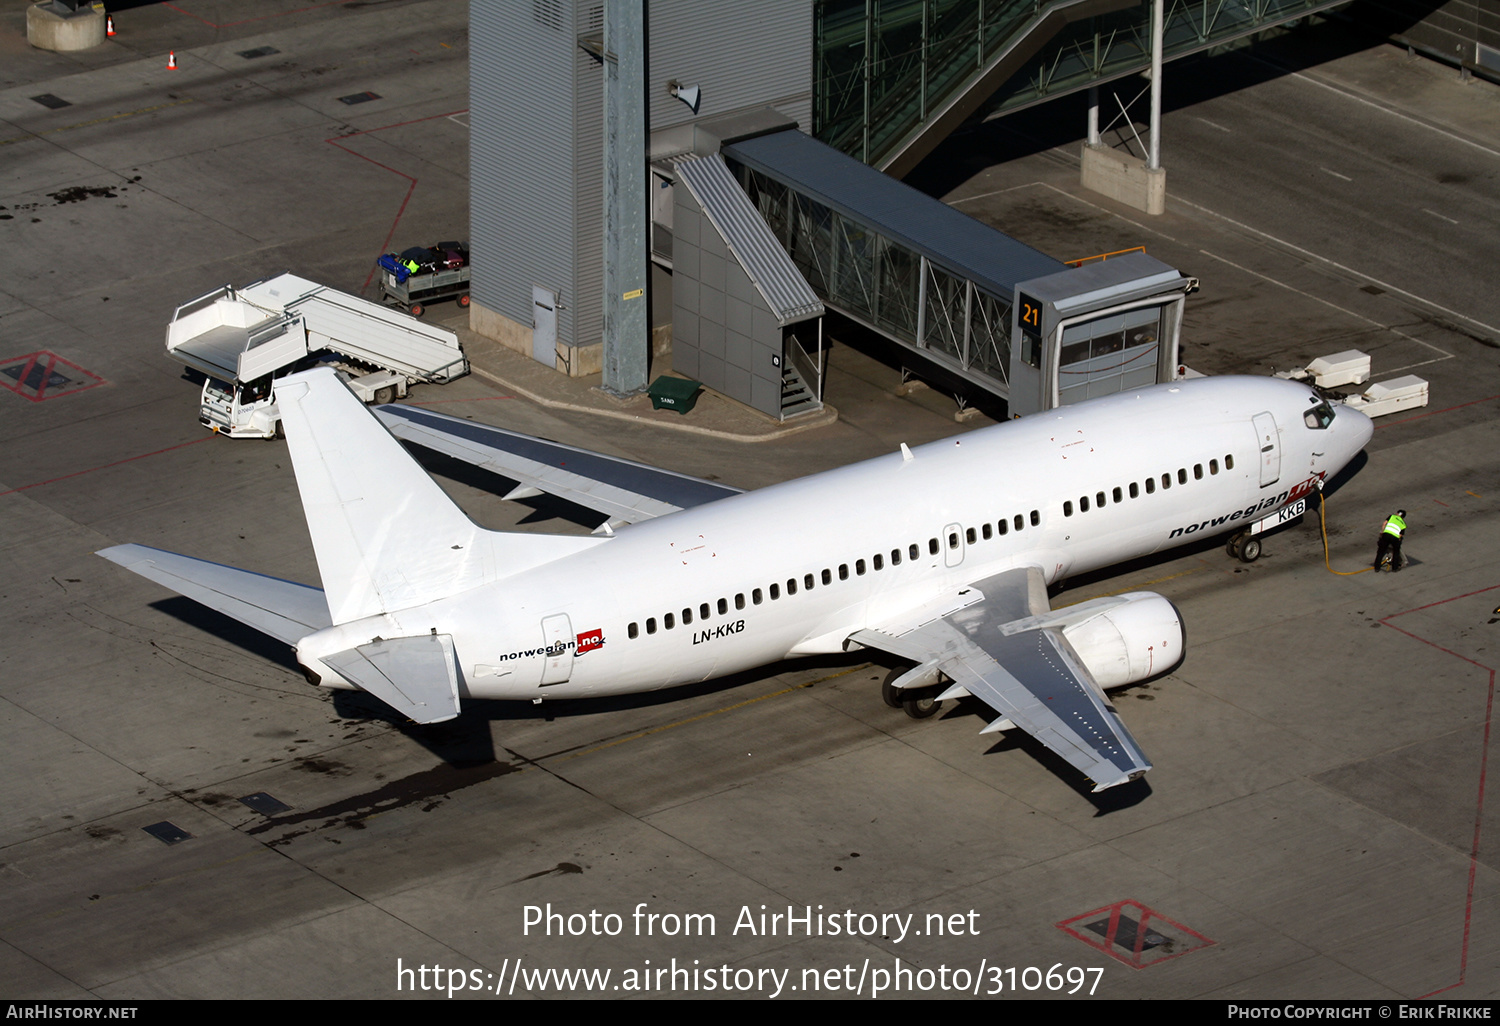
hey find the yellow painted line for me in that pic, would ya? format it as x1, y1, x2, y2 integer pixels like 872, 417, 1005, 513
0, 98, 194, 146
548, 664, 869, 764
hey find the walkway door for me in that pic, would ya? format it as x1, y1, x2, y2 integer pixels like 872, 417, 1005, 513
1252, 412, 1281, 487
532, 286, 557, 369
540, 613, 573, 685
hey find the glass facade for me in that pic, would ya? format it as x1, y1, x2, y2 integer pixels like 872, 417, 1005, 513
738, 164, 1014, 392
814, 0, 1349, 167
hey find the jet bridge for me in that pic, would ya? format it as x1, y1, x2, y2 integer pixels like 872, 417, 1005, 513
718, 127, 1194, 417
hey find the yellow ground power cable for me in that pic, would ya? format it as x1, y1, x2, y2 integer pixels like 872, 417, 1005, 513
1316, 487, 1372, 576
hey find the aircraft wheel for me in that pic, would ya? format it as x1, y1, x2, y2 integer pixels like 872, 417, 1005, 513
902, 686, 942, 720
880, 665, 908, 709
373, 386, 396, 405
1226, 532, 1244, 559
1238, 536, 1262, 563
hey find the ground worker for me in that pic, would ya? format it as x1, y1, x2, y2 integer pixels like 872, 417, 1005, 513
1374, 509, 1407, 572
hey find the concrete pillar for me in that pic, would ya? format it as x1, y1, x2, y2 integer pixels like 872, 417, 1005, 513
27, 2, 107, 52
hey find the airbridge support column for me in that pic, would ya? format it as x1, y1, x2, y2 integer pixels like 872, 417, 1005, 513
1081, 0, 1167, 215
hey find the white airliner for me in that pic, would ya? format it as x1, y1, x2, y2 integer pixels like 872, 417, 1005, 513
99, 369, 1372, 791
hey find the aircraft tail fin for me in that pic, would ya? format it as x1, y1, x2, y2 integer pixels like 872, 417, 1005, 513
274, 368, 600, 625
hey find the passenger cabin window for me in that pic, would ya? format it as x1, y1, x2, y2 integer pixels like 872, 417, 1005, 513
1113, 487, 1122, 503
891, 548, 902, 566
734, 594, 744, 610
909, 544, 920, 560
700, 602, 710, 620
665, 613, 675, 629
1130, 482, 1139, 498
948, 532, 959, 549
1177, 468, 1187, 484
928, 538, 939, 555
997, 519, 1008, 535
1080, 496, 1090, 513
965, 527, 976, 545
1161, 474, 1171, 489
1209, 459, 1219, 475
873, 554, 883, 570
982, 523, 992, 540
770, 583, 781, 600
718, 598, 729, 614
787, 578, 797, 595
1064, 501, 1073, 517
629, 622, 638, 639
805, 573, 816, 590
1194, 464, 1203, 480
1226, 454, 1235, 470
752, 589, 762, 605
856, 559, 866, 575
647, 617, 657, 634
1096, 491, 1106, 507
683, 608, 693, 625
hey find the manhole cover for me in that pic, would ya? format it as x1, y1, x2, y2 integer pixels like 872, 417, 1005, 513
1056, 899, 1214, 968
0, 351, 105, 402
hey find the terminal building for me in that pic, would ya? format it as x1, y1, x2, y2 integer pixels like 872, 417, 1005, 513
468, 0, 1353, 418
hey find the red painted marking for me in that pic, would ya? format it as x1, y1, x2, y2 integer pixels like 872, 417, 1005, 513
0, 350, 106, 403
1379, 583, 1500, 998
162, 1, 350, 28
0, 436, 212, 497
322, 108, 468, 291
1376, 393, 1500, 429
1056, 899, 1214, 969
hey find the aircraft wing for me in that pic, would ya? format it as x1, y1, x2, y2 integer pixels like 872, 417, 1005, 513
97, 544, 331, 647
375, 404, 741, 530
851, 568, 1151, 791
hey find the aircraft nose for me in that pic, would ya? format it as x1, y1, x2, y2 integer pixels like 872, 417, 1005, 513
1338, 404, 1374, 467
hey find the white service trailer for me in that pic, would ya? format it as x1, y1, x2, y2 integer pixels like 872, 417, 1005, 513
166, 272, 468, 438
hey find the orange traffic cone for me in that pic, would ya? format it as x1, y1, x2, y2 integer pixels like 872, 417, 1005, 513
106, 14, 115, 36
166, 50, 177, 70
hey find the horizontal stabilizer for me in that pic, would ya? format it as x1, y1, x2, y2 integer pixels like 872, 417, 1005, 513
98, 544, 330, 646
376, 404, 741, 526
322, 634, 461, 724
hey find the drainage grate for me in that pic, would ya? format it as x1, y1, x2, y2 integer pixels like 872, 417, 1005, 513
142, 821, 192, 845
31, 94, 71, 109
238, 792, 290, 815
0, 351, 105, 402
338, 91, 381, 105
237, 46, 280, 59
1056, 899, 1214, 969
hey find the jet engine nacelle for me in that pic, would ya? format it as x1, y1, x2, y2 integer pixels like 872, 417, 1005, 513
1054, 592, 1184, 689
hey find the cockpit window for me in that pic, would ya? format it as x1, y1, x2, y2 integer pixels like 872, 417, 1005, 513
1304, 400, 1335, 430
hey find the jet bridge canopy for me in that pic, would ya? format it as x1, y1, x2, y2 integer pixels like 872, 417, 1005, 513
720, 127, 1194, 416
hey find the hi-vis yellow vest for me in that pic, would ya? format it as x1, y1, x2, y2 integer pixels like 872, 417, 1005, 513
1383, 515, 1406, 538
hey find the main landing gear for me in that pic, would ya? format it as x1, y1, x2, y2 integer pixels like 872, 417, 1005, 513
1227, 529, 1261, 563
882, 664, 944, 720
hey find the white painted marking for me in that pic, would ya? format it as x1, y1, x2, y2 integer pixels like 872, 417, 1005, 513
947, 182, 1050, 204
1197, 249, 1453, 363
1422, 207, 1460, 225
1194, 117, 1231, 133
1320, 167, 1352, 181
1250, 54, 1500, 161
1180, 198, 1500, 339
